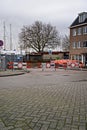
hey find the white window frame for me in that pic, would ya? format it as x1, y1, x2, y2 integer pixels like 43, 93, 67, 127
77, 41, 81, 48
73, 42, 76, 48
83, 26, 87, 34
79, 14, 86, 23
72, 29, 76, 36
77, 28, 82, 35
73, 55, 76, 60
74, 55, 81, 61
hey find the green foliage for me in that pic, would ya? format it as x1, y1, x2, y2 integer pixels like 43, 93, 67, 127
56, 57, 60, 60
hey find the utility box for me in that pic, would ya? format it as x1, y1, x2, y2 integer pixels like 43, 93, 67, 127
1, 56, 6, 70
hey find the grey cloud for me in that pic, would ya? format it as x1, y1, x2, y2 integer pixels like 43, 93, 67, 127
0, 0, 86, 49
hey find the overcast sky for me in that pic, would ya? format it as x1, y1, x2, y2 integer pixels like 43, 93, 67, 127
0, 0, 87, 50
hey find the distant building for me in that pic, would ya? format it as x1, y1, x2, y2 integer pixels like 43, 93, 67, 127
25, 51, 69, 62
0, 50, 23, 63
70, 12, 87, 65
43, 51, 69, 60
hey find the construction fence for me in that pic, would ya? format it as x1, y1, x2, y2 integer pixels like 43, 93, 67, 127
7, 61, 82, 70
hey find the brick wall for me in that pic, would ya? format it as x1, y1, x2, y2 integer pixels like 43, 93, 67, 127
70, 26, 87, 56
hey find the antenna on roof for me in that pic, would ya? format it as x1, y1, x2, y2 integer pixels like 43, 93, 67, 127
10, 24, 12, 50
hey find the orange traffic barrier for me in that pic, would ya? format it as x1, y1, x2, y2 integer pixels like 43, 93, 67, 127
7, 62, 13, 69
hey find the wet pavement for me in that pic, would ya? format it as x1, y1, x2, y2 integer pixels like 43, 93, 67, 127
0, 68, 87, 130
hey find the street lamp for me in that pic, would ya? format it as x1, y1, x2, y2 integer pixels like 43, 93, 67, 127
48, 49, 52, 61
0, 40, 3, 70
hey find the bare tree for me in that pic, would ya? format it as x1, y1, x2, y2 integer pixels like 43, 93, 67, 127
19, 21, 60, 53
62, 35, 70, 51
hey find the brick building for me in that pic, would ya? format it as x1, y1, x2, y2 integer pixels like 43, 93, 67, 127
70, 12, 87, 65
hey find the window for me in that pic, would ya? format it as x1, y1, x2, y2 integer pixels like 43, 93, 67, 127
72, 29, 76, 36
79, 13, 86, 23
79, 55, 82, 61
73, 42, 77, 48
77, 41, 81, 48
73, 55, 76, 60
73, 55, 82, 61
83, 41, 87, 47
83, 26, 87, 34
77, 28, 82, 35
77, 55, 82, 61
76, 55, 79, 60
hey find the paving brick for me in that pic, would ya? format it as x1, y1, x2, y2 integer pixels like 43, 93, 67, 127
66, 118, 72, 124
0, 121, 5, 128
0, 69, 87, 130
40, 124, 49, 130
79, 125, 86, 130
28, 122, 36, 128
6, 126, 14, 130
49, 122, 58, 129
13, 128, 22, 130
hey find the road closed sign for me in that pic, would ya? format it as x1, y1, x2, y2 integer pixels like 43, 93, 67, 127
18, 63, 23, 69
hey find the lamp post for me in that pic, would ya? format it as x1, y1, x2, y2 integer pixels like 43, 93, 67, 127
49, 49, 52, 61
0, 40, 3, 70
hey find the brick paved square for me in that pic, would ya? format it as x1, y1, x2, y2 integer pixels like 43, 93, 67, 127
0, 69, 87, 130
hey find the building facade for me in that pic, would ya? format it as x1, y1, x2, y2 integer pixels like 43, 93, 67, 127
70, 12, 87, 65
24, 51, 69, 62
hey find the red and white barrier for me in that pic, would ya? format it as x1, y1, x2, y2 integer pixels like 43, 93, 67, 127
46, 63, 50, 68
18, 62, 23, 69
13, 62, 27, 69
67, 61, 79, 69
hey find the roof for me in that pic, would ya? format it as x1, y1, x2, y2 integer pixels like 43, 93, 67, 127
29, 51, 69, 55
70, 13, 87, 28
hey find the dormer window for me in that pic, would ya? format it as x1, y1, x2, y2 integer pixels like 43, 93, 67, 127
79, 12, 87, 23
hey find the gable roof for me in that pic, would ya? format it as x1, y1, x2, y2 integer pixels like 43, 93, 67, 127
70, 14, 87, 28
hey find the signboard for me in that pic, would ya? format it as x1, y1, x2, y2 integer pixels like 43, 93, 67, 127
48, 49, 52, 55
46, 63, 50, 68
0, 40, 3, 46
42, 63, 46, 71
50, 61, 56, 71
18, 63, 23, 69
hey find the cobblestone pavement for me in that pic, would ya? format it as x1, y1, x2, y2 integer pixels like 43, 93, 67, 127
0, 69, 87, 130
